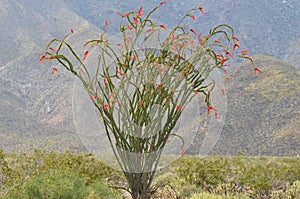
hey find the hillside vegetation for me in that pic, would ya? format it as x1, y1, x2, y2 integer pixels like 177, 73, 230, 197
1, 150, 300, 198
189, 55, 300, 156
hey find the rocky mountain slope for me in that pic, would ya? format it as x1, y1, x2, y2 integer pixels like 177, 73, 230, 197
63, 0, 300, 61
0, 0, 299, 155
212, 55, 300, 155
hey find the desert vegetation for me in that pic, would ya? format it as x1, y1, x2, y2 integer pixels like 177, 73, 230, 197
1, 150, 300, 198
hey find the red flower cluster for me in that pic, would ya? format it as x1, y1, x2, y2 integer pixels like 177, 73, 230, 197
207, 105, 218, 119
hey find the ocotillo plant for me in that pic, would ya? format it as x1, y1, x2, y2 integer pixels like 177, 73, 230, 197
39, 3, 259, 199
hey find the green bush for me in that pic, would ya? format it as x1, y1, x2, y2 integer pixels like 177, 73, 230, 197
154, 172, 198, 198
175, 156, 230, 188
172, 156, 300, 198
1, 150, 119, 183
0, 150, 122, 199
3, 169, 121, 199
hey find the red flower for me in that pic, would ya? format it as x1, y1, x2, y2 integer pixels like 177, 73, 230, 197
232, 36, 240, 41
225, 51, 232, 58
39, 54, 56, 62
219, 58, 225, 65
90, 95, 97, 101
137, 6, 143, 17
181, 148, 185, 157
198, 6, 205, 14
49, 47, 56, 53
122, 12, 132, 17
102, 104, 110, 109
99, 33, 104, 41
144, 28, 152, 33
168, 31, 175, 39
133, 17, 138, 24
189, 28, 197, 34
214, 39, 221, 43
104, 19, 108, 26
232, 43, 240, 52
139, 100, 144, 106
104, 78, 109, 85
160, 1, 167, 5
121, 63, 127, 69
49, 55, 56, 59
241, 49, 248, 55
219, 57, 228, 65
117, 70, 124, 76
191, 15, 195, 20
207, 105, 216, 114
144, 25, 155, 33
157, 84, 162, 89
70, 29, 74, 33
207, 105, 218, 119
197, 33, 202, 43
253, 67, 263, 77
221, 88, 226, 95
214, 111, 218, 119
176, 105, 181, 111
160, 24, 167, 29
83, 50, 89, 61
38, 55, 46, 62
51, 67, 58, 75
126, 24, 134, 31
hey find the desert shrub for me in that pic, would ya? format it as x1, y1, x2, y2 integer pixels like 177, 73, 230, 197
233, 156, 300, 197
271, 180, 300, 199
154, 172, 198, 198
188, 191, 250, 199
0, 150, 122, 199
2, 150, 300, 198
171, 156, 300, 198
174, 156, 231, 188
1, 150, 119, 181
3, 169, 121, 199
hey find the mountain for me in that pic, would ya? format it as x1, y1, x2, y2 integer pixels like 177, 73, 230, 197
211, 55, 300, 155
0, 0, 299, 155
0, 0, 98, 151
285, 37, 300, 70
63, 0, 300, 62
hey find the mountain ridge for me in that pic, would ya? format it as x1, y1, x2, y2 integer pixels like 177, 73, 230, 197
0, 0, 299, 155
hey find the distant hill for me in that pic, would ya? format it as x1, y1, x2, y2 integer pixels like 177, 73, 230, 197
285, 37, 300, 70
63, 0, 300, 61
0, 0, 96, 151
211, 55, 300, 155
0, 0, 299, 155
